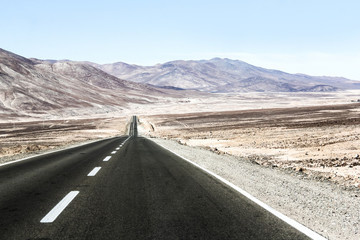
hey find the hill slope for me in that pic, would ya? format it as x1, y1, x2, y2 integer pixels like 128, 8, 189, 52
0, 48, 174, 119
93, 58, 360, 92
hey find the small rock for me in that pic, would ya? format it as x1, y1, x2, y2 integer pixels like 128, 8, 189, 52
355, 154, 360, 159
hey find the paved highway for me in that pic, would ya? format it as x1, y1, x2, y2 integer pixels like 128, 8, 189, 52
0, 116, 319, 239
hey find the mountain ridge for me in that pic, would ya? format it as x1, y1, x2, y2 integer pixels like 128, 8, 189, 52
92, 58, 360, 93
0, 48, 179, 119
1, 47, 360, 120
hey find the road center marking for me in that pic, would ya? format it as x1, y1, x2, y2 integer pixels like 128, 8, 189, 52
40, 191, 79, 223
103, 156, 111, 161
116, 148, 120, 150
87, 167, 101, 176
111, 151, 116, 154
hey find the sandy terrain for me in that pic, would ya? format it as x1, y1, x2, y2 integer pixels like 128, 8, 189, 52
139, 100, 360, 188
0, 91, 360, 186
0, 117, 128, 164
128, 90, 360, 116
2, 90, 360, 186
1, 91, 360, 239
149, 137, 360, 240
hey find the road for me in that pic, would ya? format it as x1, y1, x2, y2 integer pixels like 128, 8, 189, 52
0, 116, 315, 239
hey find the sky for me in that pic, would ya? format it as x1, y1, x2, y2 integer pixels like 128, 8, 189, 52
1, 0, 360, 79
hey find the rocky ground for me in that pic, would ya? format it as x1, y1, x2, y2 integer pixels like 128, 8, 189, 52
139, 103, 360, 188
1, 95, 360, 239
148, 137, 360, 240
0, 117, 128, 164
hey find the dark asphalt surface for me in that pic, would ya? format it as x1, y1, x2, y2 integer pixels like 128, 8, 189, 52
0, 116, 311, 239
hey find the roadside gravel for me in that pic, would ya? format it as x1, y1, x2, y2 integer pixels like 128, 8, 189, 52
150, 137, 360, 240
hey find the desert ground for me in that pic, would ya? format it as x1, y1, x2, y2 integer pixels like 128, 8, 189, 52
138, 91, 360, 188
140, 104, 360, 187
0, 117, 128, 163
1, 90, 360, 188
1, 91, 360, 239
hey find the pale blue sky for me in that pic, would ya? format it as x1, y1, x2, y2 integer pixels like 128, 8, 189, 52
1, 0, 360, 79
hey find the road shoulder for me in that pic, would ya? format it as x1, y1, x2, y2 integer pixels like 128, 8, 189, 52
150, 137, 360, 240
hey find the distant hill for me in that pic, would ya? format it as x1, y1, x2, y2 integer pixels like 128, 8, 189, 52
92, 58, 360, 93
0, 48, 177, 119
2, 47, 359, 120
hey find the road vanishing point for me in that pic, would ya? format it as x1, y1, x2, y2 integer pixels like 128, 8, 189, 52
0, 116, 325, 239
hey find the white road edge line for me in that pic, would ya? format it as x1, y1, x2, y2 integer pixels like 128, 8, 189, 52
150, 138, 327, 240
103, 156, 111, 161
40, 191, 79, 223
87, 167, 101, 176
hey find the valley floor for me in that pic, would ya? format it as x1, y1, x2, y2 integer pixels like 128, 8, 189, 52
0, 117, 127, 164
1, 91, 360, 239
140, 102, 360, 188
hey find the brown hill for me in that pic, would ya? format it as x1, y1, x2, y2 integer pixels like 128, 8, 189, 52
93, 58, 360, 92
0, 48, 176, 120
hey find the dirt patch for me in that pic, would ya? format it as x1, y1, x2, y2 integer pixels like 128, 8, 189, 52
140, 103, 360, 187
0, 117, 128, 164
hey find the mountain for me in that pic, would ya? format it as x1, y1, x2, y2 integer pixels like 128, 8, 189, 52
0, 48, 176, 120
2, 47, 358, 120
93, 58, 360, 93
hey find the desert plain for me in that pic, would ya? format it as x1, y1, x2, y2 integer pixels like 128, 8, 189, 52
139, 91, 360, 188
1, 90, 360, 188
1, 90, 360, 239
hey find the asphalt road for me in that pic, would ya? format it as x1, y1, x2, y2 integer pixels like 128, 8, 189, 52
0, 116, 312, 239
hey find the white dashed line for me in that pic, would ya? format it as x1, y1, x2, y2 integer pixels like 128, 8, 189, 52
40, 191, 79, 223
111, 151, 116, 154
116, 148, 120, 150
87, 167, 101, 176
103, 156, 111, 161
